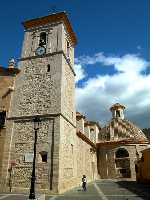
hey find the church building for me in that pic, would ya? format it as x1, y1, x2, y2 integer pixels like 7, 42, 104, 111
0, 12, 149, 194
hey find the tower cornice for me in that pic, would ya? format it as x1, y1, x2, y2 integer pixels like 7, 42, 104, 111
22, 12, 77, 46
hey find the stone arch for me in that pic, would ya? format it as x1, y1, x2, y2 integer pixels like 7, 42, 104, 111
116, 148, 129, 158
115, 147, 131, 178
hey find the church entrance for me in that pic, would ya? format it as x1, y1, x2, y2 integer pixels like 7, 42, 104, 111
115, 148, 131, 178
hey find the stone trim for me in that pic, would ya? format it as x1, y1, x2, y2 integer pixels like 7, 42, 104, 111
62, 51, 76, 76
96, 140, 150, 147
7, 113, 76, 128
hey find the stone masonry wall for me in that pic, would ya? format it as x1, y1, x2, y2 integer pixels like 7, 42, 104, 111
11, 119, 53, 190
10, 55, 62, 117
0, 74, 16, 184
0, 129, 6, 178
58, 116, 77, 193
58, 116, 98, 193
1, 116, 61, 194
61, 56, 76, 125
76, 135, 98, 183
76, 118, 85, 133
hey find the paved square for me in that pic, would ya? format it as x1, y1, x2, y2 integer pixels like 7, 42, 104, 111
0, 180, 150, 200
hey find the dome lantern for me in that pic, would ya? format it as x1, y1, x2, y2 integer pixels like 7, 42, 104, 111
110, 103, 125, 119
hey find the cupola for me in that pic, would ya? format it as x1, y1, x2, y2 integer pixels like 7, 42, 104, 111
110, 103, 125, 119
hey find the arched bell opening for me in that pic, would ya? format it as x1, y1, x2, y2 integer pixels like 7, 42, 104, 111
39, 32, 47, 47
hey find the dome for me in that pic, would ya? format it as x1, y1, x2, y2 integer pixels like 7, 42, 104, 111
99, 117, 148, 143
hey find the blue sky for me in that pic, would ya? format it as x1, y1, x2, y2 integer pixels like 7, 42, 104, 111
1, 0, 150, 128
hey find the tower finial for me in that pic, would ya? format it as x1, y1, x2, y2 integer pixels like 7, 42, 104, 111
8, 58, 15, 69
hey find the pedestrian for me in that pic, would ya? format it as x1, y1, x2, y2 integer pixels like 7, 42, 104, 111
82, 175, 87, 191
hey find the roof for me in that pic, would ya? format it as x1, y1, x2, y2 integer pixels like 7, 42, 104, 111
76, 130, 96, 149
110, 103, 126, 111
141, 147, 150, 153
0, 66, 20, 76
22, 12, 77, 46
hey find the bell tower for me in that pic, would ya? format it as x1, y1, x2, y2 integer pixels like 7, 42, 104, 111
11, 12, 77, 118
2, 12, 77, 193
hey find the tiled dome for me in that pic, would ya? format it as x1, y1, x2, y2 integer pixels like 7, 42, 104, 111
99, 117, 148, 142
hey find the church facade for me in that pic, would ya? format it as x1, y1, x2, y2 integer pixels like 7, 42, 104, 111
0, 12, 149, 194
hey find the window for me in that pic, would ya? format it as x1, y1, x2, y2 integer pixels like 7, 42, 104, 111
90, 128, 95, 142
39, 151, 48, 163
90, 128, 94, 133
106, 133, 110, 141
141, 155, 144, 162
0, 111, 6, 129
135, 164, 138, 173
67, 41, 70, 58
47, 64, 50, 72
71, 144, 73, 154
39, 32, 47, 46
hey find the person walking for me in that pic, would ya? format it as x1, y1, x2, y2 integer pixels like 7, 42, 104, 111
82, 175, 87, 191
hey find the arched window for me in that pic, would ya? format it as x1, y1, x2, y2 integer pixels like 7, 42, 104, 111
39, 32, 47, 46
67, 41, 70, 58
106, 133, 110, 141
39, 151, 48, 163
90, 128, 94, 133
90, 128, 95, 142
116, 148, 129, 158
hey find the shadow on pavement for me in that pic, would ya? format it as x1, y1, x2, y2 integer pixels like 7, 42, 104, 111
116, 181, 150, 200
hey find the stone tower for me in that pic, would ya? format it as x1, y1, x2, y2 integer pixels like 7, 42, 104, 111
2, 12, 77, 194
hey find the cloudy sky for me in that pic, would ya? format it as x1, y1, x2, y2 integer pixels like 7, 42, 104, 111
0, 0, 150, 128
75, 53, 150, 128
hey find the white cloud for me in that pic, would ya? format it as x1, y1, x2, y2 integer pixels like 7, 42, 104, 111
74, 64, 86, 83
75, 53, 150, 128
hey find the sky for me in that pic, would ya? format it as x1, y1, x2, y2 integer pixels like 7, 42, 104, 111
0, 0, 150, 128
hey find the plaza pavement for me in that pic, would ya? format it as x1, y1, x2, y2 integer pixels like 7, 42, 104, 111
0, 180, 150, 200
